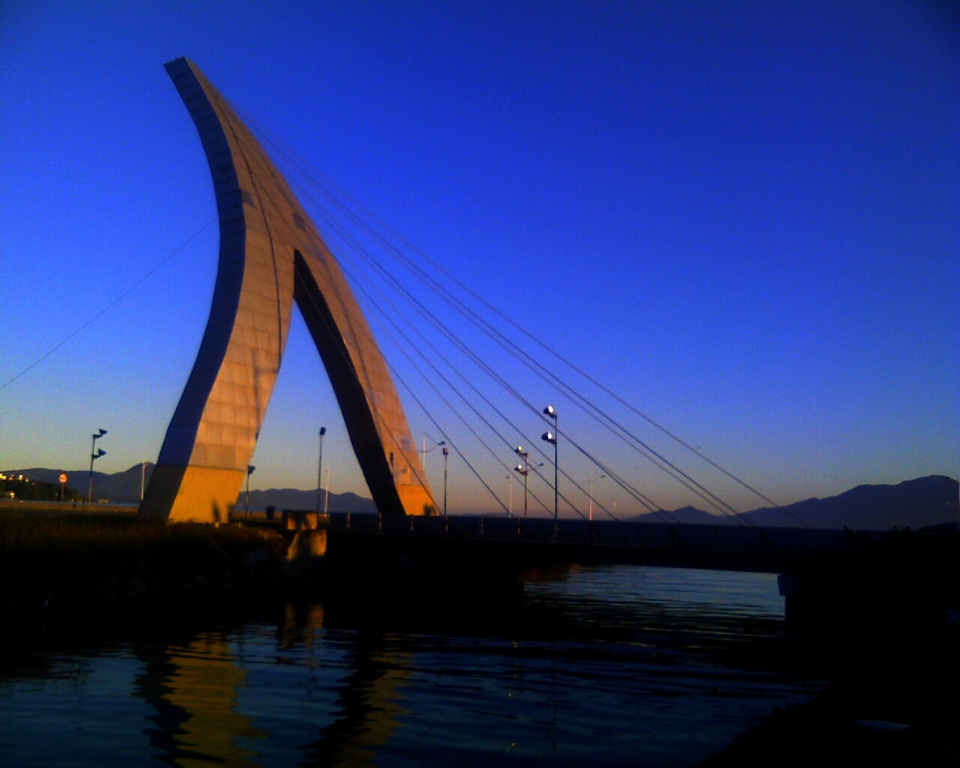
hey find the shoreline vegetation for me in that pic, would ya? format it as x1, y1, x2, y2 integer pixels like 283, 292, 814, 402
1, 506, 958, 765
0, 507, 308, 621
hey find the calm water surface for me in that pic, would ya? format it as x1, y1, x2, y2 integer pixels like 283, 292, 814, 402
0, 566, 823, 767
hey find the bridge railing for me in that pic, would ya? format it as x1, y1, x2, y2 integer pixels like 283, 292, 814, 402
319, 512, 883, 561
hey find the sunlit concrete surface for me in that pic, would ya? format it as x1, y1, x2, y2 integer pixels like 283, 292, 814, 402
139, 59, 433, 523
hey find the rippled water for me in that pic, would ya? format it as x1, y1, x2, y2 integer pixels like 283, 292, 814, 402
0, 566, 821, 767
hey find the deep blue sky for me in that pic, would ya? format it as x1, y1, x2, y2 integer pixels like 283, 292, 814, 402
2, 1, 957, 515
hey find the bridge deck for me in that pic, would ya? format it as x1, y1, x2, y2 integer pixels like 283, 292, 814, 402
279, 511, 960, 637
296, 512, 914, 575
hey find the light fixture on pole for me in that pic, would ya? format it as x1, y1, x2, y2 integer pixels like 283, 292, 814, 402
421, 434, 446, 516
442, 446, 449, 518
421, 434, 446, 471
589, 469, 606, 522
317, 426, 326, 514
513, 446, 529, 518
542, 405, 558, 520
246, 464, 256, 517
87, 428, 107, 512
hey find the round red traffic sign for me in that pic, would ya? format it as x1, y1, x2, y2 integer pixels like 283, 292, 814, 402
59, 473, 68, 484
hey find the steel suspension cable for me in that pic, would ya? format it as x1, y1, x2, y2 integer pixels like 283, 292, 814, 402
246, 117, 789, 523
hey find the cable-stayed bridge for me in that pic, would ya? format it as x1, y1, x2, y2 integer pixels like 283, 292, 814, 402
10, 59, 956, 637
229, 82, 791, 528
130, 58, 805, 529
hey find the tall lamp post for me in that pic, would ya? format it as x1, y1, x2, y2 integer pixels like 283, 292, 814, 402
422, 434, 446, 515
589, 469, 606, 522
442, 446, 449, 518
245, 464, 256, 517
514, 446, 529, 518
87, 428, 107, 512
316, 426, 326, 514
421, 434, 446, 471
542, 404, 558, 520
324, 466, 331, 515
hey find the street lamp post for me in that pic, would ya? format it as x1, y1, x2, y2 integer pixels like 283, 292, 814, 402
542, 405, 558, 520
421, 434, 446, 471
324, 466, 331, 514
442, 446, 449, 518
422, 434, 446, 515
589, 469, 606, 522
246, 464, 256, 517
87, 428, 107, 512
316, 426, 326, 514
514, 446, 529, 518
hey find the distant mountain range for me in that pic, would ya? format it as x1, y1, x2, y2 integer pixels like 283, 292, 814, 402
241, 487, 377, 513
6, 464, 376, 513
629, 475, 958, 530
4, 467, 956, 530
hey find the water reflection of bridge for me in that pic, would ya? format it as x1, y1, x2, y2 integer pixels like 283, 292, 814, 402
126, 526, 959, 767
132, 603, 413, 768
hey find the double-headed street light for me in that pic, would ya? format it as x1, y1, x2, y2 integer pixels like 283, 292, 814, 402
87, 428, 107, 512
542, 404, 558, 520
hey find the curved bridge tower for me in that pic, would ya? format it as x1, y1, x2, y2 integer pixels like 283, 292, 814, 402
139, 58, 434, 523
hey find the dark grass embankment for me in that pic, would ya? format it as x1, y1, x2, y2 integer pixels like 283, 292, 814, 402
0, 509, 307, 627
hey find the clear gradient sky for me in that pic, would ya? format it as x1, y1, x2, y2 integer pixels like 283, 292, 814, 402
1, 1, 957, 515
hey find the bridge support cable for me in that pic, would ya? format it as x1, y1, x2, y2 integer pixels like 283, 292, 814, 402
292, 181, 750, 519
296, 177, 744, 518
285, 194, 562, 488
342, 268, 643, 522
572, 442, 731, 525
316, 226, 628, 521
296, 173, 785, 513
288, 252, 446, 513
300, 188, 740, 519
292, 211, 543, 516
348, 281, 555, 516
315, 251, 677, 523
564, 440, 675, 521
317, 204, 750, 521
233, 148, 542, 518
248, 157, 546, 520
382, 359, 516, 516
272, 195, 520, 513
0, 216, 217, 393
248, 121, 788, 522
524, 460, 608, 521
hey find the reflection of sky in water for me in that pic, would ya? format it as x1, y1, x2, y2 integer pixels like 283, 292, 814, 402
0, 567, 815, 767
532, 565, 784, 617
